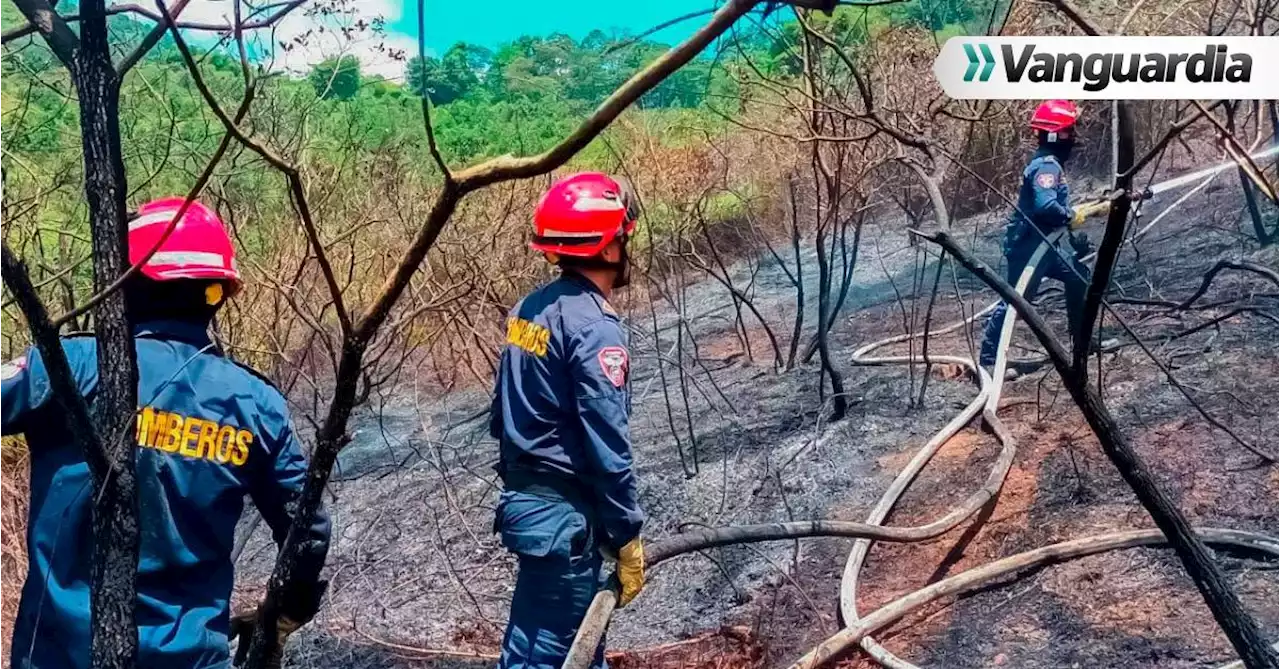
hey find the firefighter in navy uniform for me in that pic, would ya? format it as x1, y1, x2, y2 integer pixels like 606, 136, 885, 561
979, 100, 1094, 368
490, 173, 646, 669
1, 198, 331, 669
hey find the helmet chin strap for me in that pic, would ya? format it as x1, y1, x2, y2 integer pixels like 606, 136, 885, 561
612, 243, 631, 289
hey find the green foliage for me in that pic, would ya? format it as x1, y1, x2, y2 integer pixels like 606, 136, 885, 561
703, 190, 749, 223
309, 55, 362, 100
407, 32, 719, 110
761, 0, 998, 76
3, 4, 952, 184
406, 43, 484, 104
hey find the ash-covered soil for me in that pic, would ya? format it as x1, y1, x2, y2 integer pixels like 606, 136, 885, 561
234, 159, 1279, 668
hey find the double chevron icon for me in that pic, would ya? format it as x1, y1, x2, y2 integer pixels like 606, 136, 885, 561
962, 43, 996, 82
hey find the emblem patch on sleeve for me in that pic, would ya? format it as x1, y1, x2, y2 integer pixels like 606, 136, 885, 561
1, 355, 27, 381
1035, 172, 1058, 189
597, 346, 628, 388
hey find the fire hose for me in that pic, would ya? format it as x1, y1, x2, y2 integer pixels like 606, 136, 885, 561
833, 235, 1058, 669
564, 148, 1279, 669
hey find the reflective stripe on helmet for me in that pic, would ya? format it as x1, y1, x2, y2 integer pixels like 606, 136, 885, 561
147, 250, 228, 268
571, 196, 624, 212
538, 227, 608, 238
128, 209, 181, 231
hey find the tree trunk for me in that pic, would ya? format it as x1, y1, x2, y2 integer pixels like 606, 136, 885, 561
1267, 99, 1277, 143
245, 337, 362, 667
828, 215, 863, 330
785, 180, 806, 371
9, 0, 143, 665
1239, 169, 1270, 245
801, 213, 863, 364
814, 222, 847, 420
1073, 101, 1134, 372
1225, 103, 1272, 246
72, 2, 141, 666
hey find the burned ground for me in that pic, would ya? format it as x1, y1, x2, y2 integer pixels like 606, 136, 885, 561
215, 165, 1280, 669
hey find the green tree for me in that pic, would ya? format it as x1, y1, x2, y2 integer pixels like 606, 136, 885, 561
309, 55, 362, 100
405, 42, 489, 104
439, 43, 481, 96
407, 55, 446, 101
449, 42, 494, 82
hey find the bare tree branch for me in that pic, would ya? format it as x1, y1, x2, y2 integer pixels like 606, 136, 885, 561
1044, 0, 1105, 34
7, 0, 79, 65
1193, 100, 1279, 202
416, 0, 451, 181
126, 0, 309, 31
1, 245, 105, 474
1125, 101, 1227, 178
604, 8, 721, 55
117, 0, 194, 75
2, 0, 308, 45
160, 1, 354, 335
1176, 260, 1279, 308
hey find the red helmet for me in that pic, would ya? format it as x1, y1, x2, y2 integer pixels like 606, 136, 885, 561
127, 197, 241, 295
531, 172, 637, 258
1030, 100, 1079, 133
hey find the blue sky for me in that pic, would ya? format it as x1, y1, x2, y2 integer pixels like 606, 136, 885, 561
175, 0, 718, 80
393, 0, 713, 53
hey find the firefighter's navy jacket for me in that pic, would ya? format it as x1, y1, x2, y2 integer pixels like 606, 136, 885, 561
978, 147, 1087, 366
1013, 147, 1074, 233
489, 272, 645, 551
1, 319, 330, 669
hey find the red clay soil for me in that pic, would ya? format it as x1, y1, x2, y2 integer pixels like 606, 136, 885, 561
610, 626, 767, 669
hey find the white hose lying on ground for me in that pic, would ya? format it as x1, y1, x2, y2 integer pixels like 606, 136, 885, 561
792, 528, 1278, 668
841, 234, 1058, 669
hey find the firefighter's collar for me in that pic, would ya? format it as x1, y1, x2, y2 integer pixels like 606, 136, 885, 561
561, 269, 604, 296
133, 319, 214, 349
561, 271, 619, 317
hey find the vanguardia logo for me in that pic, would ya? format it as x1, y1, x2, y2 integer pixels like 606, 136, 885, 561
992, 43, 1252, 91
934, 37, 1277, 100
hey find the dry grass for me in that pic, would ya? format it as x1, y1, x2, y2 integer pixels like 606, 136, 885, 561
1, 436, 29, 669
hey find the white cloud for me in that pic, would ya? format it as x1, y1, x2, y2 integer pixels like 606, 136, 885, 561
130, 0, 424, 81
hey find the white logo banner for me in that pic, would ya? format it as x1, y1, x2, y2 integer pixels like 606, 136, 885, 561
934, 36, 1279, 99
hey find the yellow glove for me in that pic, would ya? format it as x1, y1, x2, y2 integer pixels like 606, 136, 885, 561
229, 609, 303, 668
616, 537, 646, 607
1071, 200, 1109, 228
